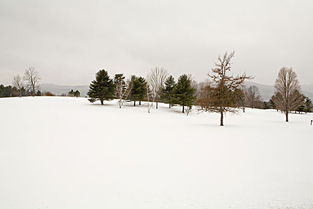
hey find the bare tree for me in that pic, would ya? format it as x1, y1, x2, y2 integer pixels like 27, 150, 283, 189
23, 67, 40, 96
147, 67, 168, 109
198, 52, 251, 126
272, 67, 304, 122
245, 85, 262, 108
114, 74, 128, 108
12, 75, 24, 96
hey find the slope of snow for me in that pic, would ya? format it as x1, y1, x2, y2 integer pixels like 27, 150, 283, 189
0, 97, 313, 209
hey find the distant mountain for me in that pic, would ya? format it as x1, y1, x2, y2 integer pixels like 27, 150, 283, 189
40, 82, 312, 100
302, 84, 313, 99
40, 83, 89, 96
244, 81, 274, 101
245, 81, 313, 101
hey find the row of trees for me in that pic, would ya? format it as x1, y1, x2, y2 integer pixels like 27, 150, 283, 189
0, 67, 41, 97
87, 69, 196, 113
87, 51, 312, 126
1, 68, 82, 97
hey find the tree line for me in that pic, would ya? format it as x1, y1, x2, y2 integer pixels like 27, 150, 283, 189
88, 69, 196, 113
87, 52, 312, 126
0, 67, 81, 97
0, 67, 41, 97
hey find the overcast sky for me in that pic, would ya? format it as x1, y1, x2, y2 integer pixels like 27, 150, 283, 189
0, 0, 312, 86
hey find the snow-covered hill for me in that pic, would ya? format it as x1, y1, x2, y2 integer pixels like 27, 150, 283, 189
1, 97, 313, 209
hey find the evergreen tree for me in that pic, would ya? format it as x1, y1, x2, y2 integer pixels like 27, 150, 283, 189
175, 74, 196, 113
36, 90, 42, 96
74, 90, 80, 97
304, 97, 312, 113
0, 85, 21, 97
161, 75, 176, 108
269, 96, 276, 110
129, 76, 147, 106
88, 70, 115, 105
68, 89, 75, 97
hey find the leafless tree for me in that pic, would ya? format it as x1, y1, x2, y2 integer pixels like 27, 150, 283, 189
12, 75, 24, 96
147, 67, 168, 109
117, 78, 133, 108
272, 67, 304, 122
197, 52, 252, 126
114, 74, 129, 108
23, 67, 40, 96
146, 83, 153, 113
245, 85, 262, 108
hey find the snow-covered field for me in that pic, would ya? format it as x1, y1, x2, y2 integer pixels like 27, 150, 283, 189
0, 97, 313, 209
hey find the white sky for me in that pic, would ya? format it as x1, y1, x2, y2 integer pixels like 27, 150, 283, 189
0, 0, 313, 85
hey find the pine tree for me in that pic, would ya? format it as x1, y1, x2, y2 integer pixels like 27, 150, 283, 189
88, 70, 115, 105
74, 90, 80, 97
161, 75, 176, 108
175, 74, 196, 113
68, 89, 75, 97
304, 97, 312, 113
129, 76, 147, 106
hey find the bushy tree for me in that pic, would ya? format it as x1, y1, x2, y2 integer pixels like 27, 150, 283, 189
198, 52, 251, 126
0, 85, 19, 97
175, 74, 196, 113
68, 90, 80, 97
68, 89, 75, 97
272, 67, 304, 122
74, 90, 80, 97
161, 75, 176, 108
304, 97, 312, 112
88, 69, 115, 105
296, 96, 312, 113
129, 76, 147, 106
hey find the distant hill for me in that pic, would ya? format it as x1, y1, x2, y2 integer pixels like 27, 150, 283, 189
40, 84, 89, 96
40, 82, 312, 100
245, 81, 313, 101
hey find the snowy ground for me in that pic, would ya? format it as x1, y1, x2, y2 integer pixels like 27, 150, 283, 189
0, 97, 313, 209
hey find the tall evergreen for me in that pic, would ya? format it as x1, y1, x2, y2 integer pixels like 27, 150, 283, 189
88, 70, 115, 105
161, 75, 176, 108
175, 74, 196, 113
129, 76, 147, 106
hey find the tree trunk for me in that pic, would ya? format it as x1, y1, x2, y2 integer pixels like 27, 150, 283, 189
134, 101, 136, 106
139, 101, 141, 105
243, 107, 245, 113
220, 111, 224, 126
182, 105, 185, 113
100, 99, 104, 105
156, 101, 158, 109
169, 103, 171, 108
285, 111, 289, 122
